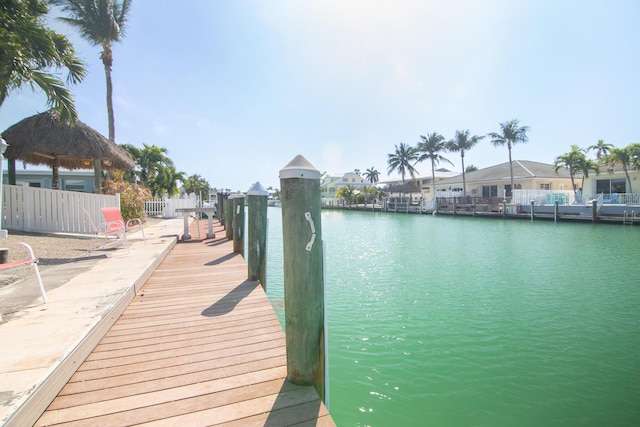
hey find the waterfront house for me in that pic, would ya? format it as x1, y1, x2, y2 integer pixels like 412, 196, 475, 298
382, 168, 460, 203
2, 169, 97, 192
581, 164, 640, 204
435, 161, 574, 201
321, 172, 367, 199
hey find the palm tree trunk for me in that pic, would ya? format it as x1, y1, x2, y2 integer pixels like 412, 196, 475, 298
102, 45, 115, 142
431, 159, 436, 202
508, 142, 514, 200
624, 168, 633, 193
461, 153, 466, 198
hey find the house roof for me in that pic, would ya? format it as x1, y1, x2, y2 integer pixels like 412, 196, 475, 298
381, 168, 459, 185
436, 160, 572, 186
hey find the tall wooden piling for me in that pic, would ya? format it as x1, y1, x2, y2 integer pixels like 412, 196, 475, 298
225, 194, 233, 240
247, 182, 268, 288
279, 155, 326, 403
217, 192, 224, 227
592, 200, 598, 223
232, 192, 245, 256
554, 200, 559, 222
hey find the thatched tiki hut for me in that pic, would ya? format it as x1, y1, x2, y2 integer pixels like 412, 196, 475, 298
1, 111, 134, 192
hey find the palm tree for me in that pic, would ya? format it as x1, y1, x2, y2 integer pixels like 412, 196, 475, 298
0, 0, 86, 124
52, 0, 132, 142
588, 139, 613, 163
606, 146, 635, 193
578, 158, 599, 200
363, 167, 380, 185
488, 119, 529, 197
336, 185, 356, 207
447, 130, 484, 197
554, 145, 587, 196
387, 143, 418, 184
416, 132, 452, 200
183, 173, 211, 196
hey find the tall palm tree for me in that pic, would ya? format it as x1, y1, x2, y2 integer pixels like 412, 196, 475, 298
588, 139, 613, 163
488, 119, 529, 197
447, 130, 484, 197
363, 167, 380, 185
52, 0, 132, 142
0, 0, 86, 124
606, 146, 635, 193
387, 143, 418, 184
554, 145, 587, 196
416, 132, 452, 200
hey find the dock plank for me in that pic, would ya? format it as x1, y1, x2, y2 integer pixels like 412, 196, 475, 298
35, 220, 334, 426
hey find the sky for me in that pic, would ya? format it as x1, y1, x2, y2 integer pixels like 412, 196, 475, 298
1, 0, 639, 192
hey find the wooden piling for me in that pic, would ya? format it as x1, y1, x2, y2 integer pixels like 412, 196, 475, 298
554, 200, 559, 222
248, 182, 268, 289
279, 155, 326, 403
592, 200, 598, 223
502, 200, 507, 218
232, 192, 245, 256
217, 192, 224, 227
530, 200, 535, 221
225, 194, 233, 240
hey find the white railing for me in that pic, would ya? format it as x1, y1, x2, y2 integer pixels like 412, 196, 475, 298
512, 189, 574, 205
582, 193, 640, 206
144, 197, 197, 218
2, 185, 119, 234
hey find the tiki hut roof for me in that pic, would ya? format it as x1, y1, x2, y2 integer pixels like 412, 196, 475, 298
1, 110, 134, 170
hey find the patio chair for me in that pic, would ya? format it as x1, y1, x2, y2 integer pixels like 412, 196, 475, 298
84, 207, 146, 254
0, 243, 46, 303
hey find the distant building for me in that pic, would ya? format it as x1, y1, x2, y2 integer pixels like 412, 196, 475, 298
435, 160, 574, 199
382, 168, 460, 202
321, 172, 367, 198
2, 170, 96, 192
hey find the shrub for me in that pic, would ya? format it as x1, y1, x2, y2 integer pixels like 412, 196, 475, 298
103, 171, 152, 221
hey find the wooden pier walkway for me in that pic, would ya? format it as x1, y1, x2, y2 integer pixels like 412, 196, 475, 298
35, 219, 334, 426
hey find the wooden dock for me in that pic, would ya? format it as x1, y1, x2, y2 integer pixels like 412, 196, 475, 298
35, 219, 334, 426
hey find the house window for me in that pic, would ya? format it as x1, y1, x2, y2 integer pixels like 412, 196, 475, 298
539, 183, 550, 190
596, 178, 626, 194
64, 180, 86, 192
482, 185, 497, 197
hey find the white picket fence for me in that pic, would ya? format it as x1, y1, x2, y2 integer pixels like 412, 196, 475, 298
144, 196, 197, 218
1, 185, 119, 234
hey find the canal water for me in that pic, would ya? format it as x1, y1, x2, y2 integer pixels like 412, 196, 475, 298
264, 208, 640, 427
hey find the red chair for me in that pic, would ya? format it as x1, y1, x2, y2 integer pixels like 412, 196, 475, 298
86, 207, 146, 254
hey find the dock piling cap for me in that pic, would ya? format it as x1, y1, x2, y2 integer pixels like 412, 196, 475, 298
279, 155, 320, 180
247, 181, 268, 196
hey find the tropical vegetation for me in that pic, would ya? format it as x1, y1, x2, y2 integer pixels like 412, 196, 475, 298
0, 0, 86, 124
52, 0, 132, 142
447, 130, 484, 197
487, 119, 529, 195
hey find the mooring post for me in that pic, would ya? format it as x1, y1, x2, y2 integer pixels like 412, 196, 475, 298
218, 193, 223, 227
502, 200, 507, 218
472, 196, 477, 216
530, 200, 535, 221
279, 154, 326, 403
225, 194, 233, 240
592, 200, 598, 223
554, 200, 559, 222
247, 182, 268, 289
231, 192, 245, 256
217, 192, 224, 227
453, 197, 457, 216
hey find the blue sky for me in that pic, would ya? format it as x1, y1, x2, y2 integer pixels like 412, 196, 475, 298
1, 0, 638, 192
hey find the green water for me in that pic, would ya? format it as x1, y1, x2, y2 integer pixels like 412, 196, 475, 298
265, 208, 640, 427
